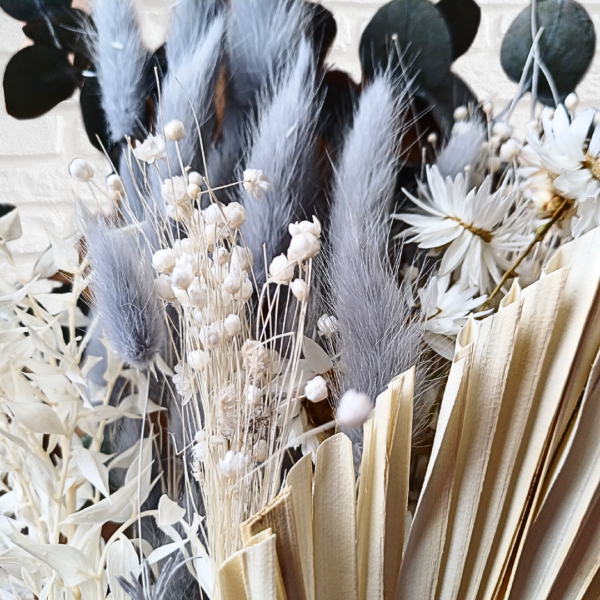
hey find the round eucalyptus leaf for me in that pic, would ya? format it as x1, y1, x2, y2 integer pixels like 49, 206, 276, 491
435, 0, 481, 61
3, 45, 78, 119
360, 0, 452, 91
501, 0, 596, 104
80, 70, 112, 153
0, 0, 71, 22
307, 3, 337, 69
22, 9, 90, 56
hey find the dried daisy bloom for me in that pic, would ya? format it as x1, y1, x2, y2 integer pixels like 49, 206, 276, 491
243, 168, 272, 200
133, 133, 166, 163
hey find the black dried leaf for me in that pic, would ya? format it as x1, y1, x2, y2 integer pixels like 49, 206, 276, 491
435, 0, 481, 60
22, 9, 91, 57
501, 0, 596, 104
360, 0, 453, 91
3, 45, 79, 119
80, 69, 112, 153
307, 3, 337, 69
0, 204, 16, 219
0, 0, 71, 22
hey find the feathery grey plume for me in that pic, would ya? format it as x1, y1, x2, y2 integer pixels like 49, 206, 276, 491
166, 0, 224, 68
329, 75, 423, 462
84, 212, 165, 369
436, 119, 487, 182
160, 15, 225, 176
92, 0, 150, 142
240, 37, 322, 288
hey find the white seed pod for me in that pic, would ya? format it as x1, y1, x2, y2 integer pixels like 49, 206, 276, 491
336, 390, 373, 427
154, 275, 176, 301
224, 314, 242, 336
204, 203, 225, 226
488, 156, 502, 173
318, 314, 339, 337
205, 224, 218, 247
152, 248, 177, 274
187, 183, 201, 199
245, 385, 262, 407
165, 119, 186, 141
492, 121, 513, 141
453, 106, 468, 121
188, 349, 208, 371
482, 101, 494, 115
254, 439, 268, 462
231, 246, 254, 272
224, 202, 246, 228
426, 132, 438, 145
289, 216, 322, 238
240, 280, 253, 302
269, 254, 295, 285
243, 169, 272, 200
107, 173, 124, 193
290, 279, 308, 302
219, 451, 249, 478
177, 253, 198, 276
171, 263, 195, 290
167, 203, 193, 222
288, 232, 321, 262
69, 159, 94, 182
216, 246, 230, 266
200, 325, 221, 348
223, 271, 243, 295
565, 92, 579, 110
187, 172, 203, 188
304, 375, 329, 402
188, 281, 208, 309
162, 176, 189, 206
500, 138, 521, 162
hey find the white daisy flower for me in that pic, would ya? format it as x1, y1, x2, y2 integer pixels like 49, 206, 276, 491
133, 134, 166, 164
520, 105, 600, 237
395, 165, 531, 293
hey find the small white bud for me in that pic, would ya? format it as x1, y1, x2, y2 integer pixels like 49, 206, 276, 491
318, 314, 339, 337
200, 325, 221, 348
243, 169, 272, 200
205, 224, 219, 247
240, 280, 253, 302
187, 183, 201, 199
336, 390, 373, 428
290, 279, 308, 302
231, 246, 254, 272
427, 132, 438, 145
133, 134, 166, 164
171, 263, 195, 290
154, 275, 176, 301
152, 248, 177, 274
245, 384, 262, 407
288, 232, 321, 262
69, 159, 94, 182
224, 314, 242, 336
172, 238, 197, 255
162, 177, 189, 206
453, 106, 469, 121
482, 101, 494, 115
188, 349, 208, 371
289, 216, 322, 239
219, 451, 249, 478
269, 254, 295, 285
254, 439, 268, 462
499, 138, 521, 162
188, 171, 204, 187
165, 119, 186, 141
204, 203, 225, 226
565, 92, 579, 110
304, 376, 329, 402
216, 246, 231, 266
107, 173, 124, 194
224, 202, 246, 228
188, 281, 208, 309
492, 121, 513, 141
223, 271, 243, 295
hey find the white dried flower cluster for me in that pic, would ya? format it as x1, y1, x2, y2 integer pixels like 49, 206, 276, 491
243, 169, 272, 200
133, 133, 167, 164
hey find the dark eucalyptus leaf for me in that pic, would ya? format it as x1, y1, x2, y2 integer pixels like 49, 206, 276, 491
435, 0, 481, 60
22, 9, 90, 56
80, 69, 112, 153
360, 0, 453, 91
501, 0, 596, 104
0, 0, 71, 22
3, 45, 78, 119
307, 3, 337, 69
0, 204, 16, 219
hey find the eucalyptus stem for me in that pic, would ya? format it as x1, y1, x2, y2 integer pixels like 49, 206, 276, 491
481, 197, 570, 310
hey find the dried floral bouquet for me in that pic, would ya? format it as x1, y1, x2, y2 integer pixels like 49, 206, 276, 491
2, 0, 600, 598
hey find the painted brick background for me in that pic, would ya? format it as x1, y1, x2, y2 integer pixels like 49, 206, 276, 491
2, 0, 600, 280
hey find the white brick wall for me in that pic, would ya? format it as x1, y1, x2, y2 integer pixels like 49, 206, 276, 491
2, 0, 600, 279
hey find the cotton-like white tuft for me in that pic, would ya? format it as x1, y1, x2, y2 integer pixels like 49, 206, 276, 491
435, 120, 487, 182
336, 390, 373, 427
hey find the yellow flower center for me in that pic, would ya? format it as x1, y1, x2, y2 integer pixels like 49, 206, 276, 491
583, 154, 600, 181
448, 216, 493, 243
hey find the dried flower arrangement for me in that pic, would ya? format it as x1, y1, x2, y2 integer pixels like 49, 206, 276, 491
2, 0, 600, 598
